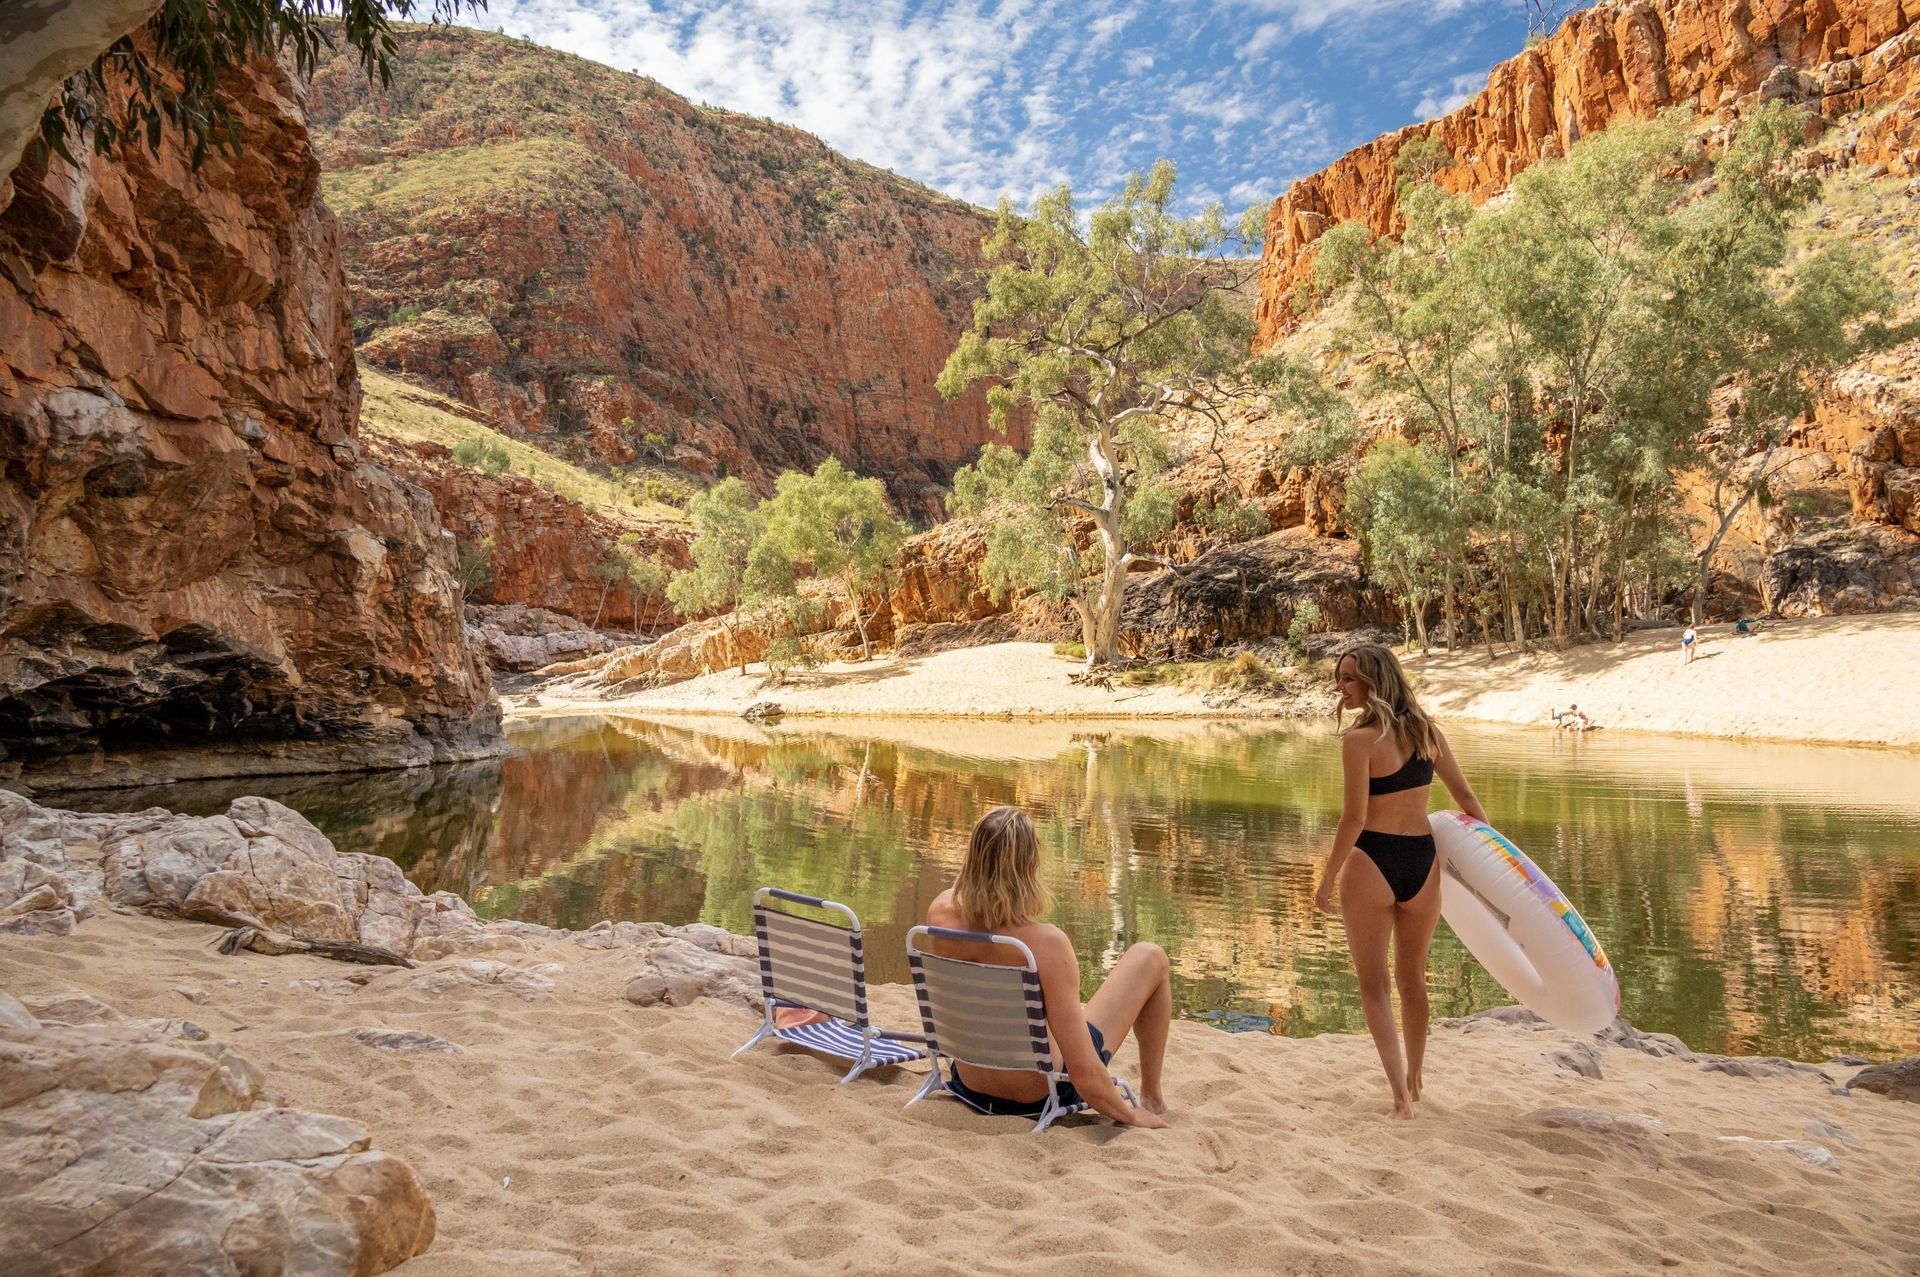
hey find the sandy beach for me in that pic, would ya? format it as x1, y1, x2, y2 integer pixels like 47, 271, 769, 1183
518, 614, 1920, 750
6, 908, 1919, 1276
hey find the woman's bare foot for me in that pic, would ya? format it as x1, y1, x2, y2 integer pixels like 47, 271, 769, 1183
1407, 1072, 1422, 1102
1390, 1096, 1416, 1120
1143, 1091, 1168, 1115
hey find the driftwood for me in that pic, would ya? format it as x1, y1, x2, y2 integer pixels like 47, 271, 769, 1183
214, 926, 414, 968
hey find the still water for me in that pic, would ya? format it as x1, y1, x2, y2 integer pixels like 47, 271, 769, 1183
57, 715, 1920, 1060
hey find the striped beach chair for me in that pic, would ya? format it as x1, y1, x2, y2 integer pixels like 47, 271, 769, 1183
732, 887, 925, 1083
903, 924, 1138, 1133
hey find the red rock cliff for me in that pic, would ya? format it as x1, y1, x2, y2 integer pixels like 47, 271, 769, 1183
306, 26, 1018, 521
0, 56, 499, 791
1255, 0, 1920, 346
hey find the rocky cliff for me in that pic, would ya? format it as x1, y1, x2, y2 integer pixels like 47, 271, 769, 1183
307, 25, 1013, 522
0, 55, 500, 792
1254, 0, 1920, 343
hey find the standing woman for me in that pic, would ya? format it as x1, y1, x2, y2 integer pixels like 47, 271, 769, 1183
1314, 643, 1487, 1119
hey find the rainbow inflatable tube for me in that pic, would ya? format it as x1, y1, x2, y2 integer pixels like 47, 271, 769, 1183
1430, 811, 1620, 1035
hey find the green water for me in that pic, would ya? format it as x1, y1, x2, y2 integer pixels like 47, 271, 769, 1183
56, 715, 1920, 1060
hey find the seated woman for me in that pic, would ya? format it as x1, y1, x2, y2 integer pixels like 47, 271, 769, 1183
925, 806, 1170, 1128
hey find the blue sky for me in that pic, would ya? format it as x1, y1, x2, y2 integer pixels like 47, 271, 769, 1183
478, 1, 1582, 215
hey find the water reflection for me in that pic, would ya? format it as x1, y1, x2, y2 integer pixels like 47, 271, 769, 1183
46, 716, 1920, 1060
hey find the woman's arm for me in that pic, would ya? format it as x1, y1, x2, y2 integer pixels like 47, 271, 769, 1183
1431, 729, 1488, 822
1315, 730, 1372, 915
1033, 930, 1165, 1128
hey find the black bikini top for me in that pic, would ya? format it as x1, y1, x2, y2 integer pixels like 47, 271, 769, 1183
1368, 752, 1434, 796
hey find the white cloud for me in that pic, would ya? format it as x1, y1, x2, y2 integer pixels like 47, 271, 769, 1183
474, 0, 1499, 211
1412, 70, 1485, 120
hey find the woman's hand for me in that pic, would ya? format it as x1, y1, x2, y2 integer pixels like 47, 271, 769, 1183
1314, 874, 1338, 915
1126, 1105, 1169, 1129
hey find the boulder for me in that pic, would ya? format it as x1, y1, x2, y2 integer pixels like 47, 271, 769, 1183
0, 1016, 432, 1275
1845, 1056, 1920, 1102
374, 959, 562, 1002
623, 937, 762, 1011
348, 1028, 466, 1055
1599, 1015, 1696, 1060
1547, 1042, 1606, 1080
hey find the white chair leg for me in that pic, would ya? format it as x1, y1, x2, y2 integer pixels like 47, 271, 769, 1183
904, 1060, 947, 1107
839, 1037, 877, 1084
730, 1019, 774, 1059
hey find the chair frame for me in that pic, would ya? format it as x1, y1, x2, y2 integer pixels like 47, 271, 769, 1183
903, 924, 1137, 1133
732, 887, 923, 1083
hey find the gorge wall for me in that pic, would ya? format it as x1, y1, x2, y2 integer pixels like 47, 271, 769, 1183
0, 54, 499, 792
1254, 0, 1920, 343
307, 26, 1015, 522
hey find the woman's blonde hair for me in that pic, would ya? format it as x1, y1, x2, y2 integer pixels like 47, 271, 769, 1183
1336, 642, 1440, 761
952, 806, 1051, 931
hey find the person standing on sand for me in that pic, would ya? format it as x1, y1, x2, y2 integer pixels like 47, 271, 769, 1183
1315, 644, 1488, 1120
1682, 626, 1698, 663
925, 806, 1170, 1128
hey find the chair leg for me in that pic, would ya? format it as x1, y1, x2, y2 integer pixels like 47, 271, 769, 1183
904, 1058, 948, 1108
839, 1035, 877, 1084
730, 1018, 774, 1060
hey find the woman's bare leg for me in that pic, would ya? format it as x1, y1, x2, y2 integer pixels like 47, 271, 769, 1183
1392, 865, 1444, 1103
1341, 855, 1413, 1119
1083, 942, 1172, 1111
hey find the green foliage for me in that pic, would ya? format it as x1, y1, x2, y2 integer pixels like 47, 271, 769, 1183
1316, 104, 1895, 646
1192, 491, 1269, 543
454, 534, 495, 600
941, 161, 1268, 665
384, 303, 426, 327
1286, 601, 1323, 662
666, 478, 760, 651
37, 1, 485, 169
1051, 640, 1087, 660
1118, 651, 1278, 693
753, 458, 907, 659
450, 437, 511, 475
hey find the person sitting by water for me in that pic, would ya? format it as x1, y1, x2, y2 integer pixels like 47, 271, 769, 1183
1316, 643, 1489, 1120
1569, 704, 1591, 732
925, 806, 1170, 1128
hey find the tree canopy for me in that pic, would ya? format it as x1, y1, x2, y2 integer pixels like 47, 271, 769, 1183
1313, 104, 1893, 648
38, 0, 486, 167
941, 161, 1275, 667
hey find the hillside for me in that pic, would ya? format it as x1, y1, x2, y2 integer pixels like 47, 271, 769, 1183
358, 368, 690, 630
307, 24, 1012, 521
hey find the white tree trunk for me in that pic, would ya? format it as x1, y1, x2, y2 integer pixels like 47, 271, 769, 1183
1, 0, 166, 186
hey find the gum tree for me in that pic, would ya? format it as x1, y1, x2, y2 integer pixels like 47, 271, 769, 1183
939, 161, 1268, 668
756, 458, 907, 660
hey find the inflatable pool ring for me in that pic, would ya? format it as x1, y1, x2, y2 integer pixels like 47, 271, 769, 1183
1429, 811, 1620, 1035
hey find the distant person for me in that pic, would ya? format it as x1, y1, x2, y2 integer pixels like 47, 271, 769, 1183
925, 806, 1169, 1128
1569, 704, 1591, 732
1682, 626, 1698, 663
1317, 643, 1488, 1120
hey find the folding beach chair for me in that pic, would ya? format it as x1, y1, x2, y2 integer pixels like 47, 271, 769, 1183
903, 924, 1139, 1133
732, 887, 926, 1083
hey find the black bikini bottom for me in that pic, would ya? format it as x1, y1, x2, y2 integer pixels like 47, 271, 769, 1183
1356, 829, 1437, 903
945, 1023, 1110, 1117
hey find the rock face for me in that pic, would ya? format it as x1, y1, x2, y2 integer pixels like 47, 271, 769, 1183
369, 432, 690, 632
1253, 0, 1920, 344
308, 25, 1018, 520
0, 52, 500, 793
466, 602, 628, 674
1118, 529, 1386, 660
0, 1005, 434, 1276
